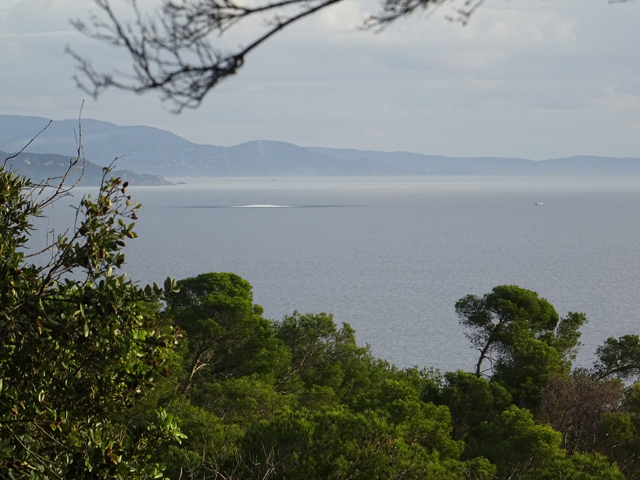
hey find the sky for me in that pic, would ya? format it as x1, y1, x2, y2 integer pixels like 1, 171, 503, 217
0, 0, 639, 159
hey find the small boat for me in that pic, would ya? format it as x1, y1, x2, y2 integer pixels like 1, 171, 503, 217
534, 202, 543, 206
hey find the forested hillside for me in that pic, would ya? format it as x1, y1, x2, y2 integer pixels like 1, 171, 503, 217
1, 150, 172, 186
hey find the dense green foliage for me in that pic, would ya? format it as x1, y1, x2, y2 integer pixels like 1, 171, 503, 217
0, 165, 185, 479
455, 286, 585, 409
2, 163, 640, 479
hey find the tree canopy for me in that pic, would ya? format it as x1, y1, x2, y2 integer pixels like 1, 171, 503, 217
455, 285, 585, 408
0, 151, 185, 479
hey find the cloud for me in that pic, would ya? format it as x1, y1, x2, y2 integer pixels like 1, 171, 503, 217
1, 0, 640, 159
1, 0, 91, 33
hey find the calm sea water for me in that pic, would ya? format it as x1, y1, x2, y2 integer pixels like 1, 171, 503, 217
40, 176, 640, 372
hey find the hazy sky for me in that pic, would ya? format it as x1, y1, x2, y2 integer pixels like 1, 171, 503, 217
1, 0, 639, 159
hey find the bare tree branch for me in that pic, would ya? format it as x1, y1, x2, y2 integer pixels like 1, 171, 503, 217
4, 120, 52, 167
68, 0, 479, 111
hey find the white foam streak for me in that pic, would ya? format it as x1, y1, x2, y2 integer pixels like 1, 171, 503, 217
230, 204, 291, 208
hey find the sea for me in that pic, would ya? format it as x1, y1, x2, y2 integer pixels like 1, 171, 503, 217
37, 176, 640, 373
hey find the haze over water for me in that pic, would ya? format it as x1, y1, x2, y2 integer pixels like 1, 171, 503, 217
53, 176, 640, 372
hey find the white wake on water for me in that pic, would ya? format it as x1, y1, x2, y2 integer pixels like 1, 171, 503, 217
230, 204, 292, 208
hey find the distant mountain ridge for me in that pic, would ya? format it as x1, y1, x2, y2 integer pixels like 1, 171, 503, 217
2, 115, 640, 177
0, 150, 173, 186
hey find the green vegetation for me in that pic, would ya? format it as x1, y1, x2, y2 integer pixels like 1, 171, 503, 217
2, 164, 640, 479
0, 164, 184, 479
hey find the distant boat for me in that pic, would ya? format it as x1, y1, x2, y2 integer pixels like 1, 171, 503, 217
534, 202, 544, 206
